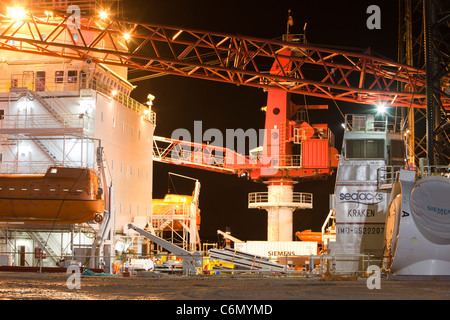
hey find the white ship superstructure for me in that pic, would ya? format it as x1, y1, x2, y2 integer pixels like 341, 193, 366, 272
0, 4, 156, 271
328, 114, 404, 273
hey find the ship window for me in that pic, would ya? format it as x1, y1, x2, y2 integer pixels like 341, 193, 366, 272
9, 188, 14, 191
55, 71, 64, 83
63, 189, 69, 192
366, 140, 384, 158
346, 140, 364, 158
346, 139, 384, 159
50, 168, 58, 174
21, 188, 27, 191
67, 70, 78, 83
50, 188, 56, 192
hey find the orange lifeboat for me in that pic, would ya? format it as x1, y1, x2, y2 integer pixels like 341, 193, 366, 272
296, 230, 323, 243
0, 166, 105, 224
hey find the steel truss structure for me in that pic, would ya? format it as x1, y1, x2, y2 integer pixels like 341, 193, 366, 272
0, 5, 448, 111
397, 0, 450, 164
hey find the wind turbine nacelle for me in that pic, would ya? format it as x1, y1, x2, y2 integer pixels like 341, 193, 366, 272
384, 172, 450, 276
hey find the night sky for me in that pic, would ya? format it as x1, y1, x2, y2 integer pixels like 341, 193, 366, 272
124, 0, 399, 242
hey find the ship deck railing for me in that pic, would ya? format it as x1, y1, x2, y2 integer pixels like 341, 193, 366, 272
0, 113, 94, 136
248, 191, 313, 209
344, 113, 403, 133
378, 164, 450, 189
0, 73, 156, 125
0, 160, 96, 174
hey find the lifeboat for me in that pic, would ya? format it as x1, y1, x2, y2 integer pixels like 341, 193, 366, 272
0, 166, 105, 224
296, 226, 336, 254
296, 229, 322, 243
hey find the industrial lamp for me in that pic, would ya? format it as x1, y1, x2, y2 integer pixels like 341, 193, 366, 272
7, 7, 26, 20
377, 103, 386, 114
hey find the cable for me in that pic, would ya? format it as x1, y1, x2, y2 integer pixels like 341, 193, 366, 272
331, 99, 345, 120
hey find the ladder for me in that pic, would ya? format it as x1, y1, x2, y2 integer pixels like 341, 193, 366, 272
27, 231, 59, 265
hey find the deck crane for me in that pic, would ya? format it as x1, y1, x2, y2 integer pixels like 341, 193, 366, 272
0, 3, 448, 242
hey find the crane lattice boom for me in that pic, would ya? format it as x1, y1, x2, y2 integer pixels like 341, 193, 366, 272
0, 6, 448, 109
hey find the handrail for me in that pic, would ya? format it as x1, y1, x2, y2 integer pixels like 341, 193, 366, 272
377, 164, 450, 189
344, 114, 402, 133
0, 113, 94, 133
248, 191, 313, 206
2, 74, 156, 125
87, 75, 156, 124
0, 160, 96, 174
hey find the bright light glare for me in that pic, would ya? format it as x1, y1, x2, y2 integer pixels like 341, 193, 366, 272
111, 90, 118, 96
377, 104, 386, 114
7, 7, 27, 20
123, 33, 131, 40
99, 11, 108, 19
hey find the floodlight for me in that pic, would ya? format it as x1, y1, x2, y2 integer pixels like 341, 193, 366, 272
8, 7, 26, 20
377, 104, 386, 114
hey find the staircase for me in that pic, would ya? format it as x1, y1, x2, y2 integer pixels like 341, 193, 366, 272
26, 90, 71, 127
9, 83, 75, 167
33, 139, 61, 165
27, 231, 60, 265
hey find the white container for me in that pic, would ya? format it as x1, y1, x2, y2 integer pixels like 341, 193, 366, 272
235, 241, 317, 258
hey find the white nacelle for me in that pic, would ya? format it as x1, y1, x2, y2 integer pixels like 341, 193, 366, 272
384, 171, 450, 276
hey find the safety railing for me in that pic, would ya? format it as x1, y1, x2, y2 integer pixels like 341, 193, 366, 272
0, 113, 94, 134
2, 73, 156, 125
0, 160, 96, 174
248, 192, 313, 208
377, 164, 450, 189
88, 77, 156, 124
344, 114, 402, 133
